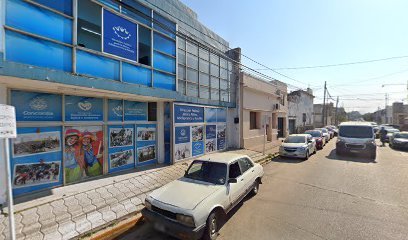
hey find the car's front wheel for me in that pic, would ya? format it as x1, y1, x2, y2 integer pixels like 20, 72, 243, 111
304, 151, 309, 160
252, 180, 260, 196
203, 211, 220, 240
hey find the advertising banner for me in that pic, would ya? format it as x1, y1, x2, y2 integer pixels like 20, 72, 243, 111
64, 126, 104, 183
136, 124, 157, 164
103, 9, 138, 61
205, 108, 217, 123
191, 125, 204, 156
174, 126, 191, 161
0, 104, 17, 139
108, 99, 123, 121
174, 105, 204, 123
65, 96, 103, 121
124, 101, 148, 121
175, 126, 190, 144
10, 127, 63, 196
11, 91, 62, 122
217, 108, 227, 122
217, 124, 227, 150
205, 125, 217, 153
108, 125, 134, 173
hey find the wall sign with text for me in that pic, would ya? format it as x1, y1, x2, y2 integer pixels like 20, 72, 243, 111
103, 9, 138, 61
174, 105, 204, 123
65, 96, 103, 121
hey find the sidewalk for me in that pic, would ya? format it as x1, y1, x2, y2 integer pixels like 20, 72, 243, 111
0, 146, 279, 240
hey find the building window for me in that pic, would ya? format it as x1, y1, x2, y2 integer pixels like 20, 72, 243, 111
250, 112, 259, 130
139, 26, 151, 65
77, 0, 101, 51
148, 102, 157, 121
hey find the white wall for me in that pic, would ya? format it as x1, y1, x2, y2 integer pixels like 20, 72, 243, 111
0, 84, 7, 205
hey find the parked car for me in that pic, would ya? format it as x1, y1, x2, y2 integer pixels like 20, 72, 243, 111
325, 126, 335, 138
142, 153, 264, 240
327, 126, 339, 136
305, 130, 325, 149
389, 132, 408, 150
385, 128, 400, 143
279, 134, 316, 160
315, 128, 331, 142
336, 122, 376, 159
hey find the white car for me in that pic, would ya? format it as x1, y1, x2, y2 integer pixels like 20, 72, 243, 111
316, 128, 331, 142
142, 153, 264, 240
279, 134, 317, 160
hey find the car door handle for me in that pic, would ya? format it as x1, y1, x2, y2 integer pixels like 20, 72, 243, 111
252, 169, 254, 172
241, 178, 244, 181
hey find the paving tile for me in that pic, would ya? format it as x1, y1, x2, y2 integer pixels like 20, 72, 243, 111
57, 220, 78, 240
86, 211, 105, 229
37, 204, 56, 223
121, 199, 137, 214
72, 215, 91, 235
110, 203, 128, 219
21, 222, 41, 239
43, 225, 63, 240
51, 200, 70, 223
130, 196, 143, 207
24, 231, 43, 240
98, 206, 116, 223
20, 208, 39, 227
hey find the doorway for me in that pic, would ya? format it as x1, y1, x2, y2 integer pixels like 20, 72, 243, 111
289, 119, 296, 134
278, 117, 284, 138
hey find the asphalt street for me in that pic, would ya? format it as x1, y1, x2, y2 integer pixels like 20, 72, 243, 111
117, 139, 408, 240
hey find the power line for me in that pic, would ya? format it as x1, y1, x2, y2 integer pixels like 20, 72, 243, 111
256, 55, 408, 70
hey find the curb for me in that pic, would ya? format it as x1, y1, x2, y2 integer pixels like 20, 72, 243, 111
83, 213, 143, 240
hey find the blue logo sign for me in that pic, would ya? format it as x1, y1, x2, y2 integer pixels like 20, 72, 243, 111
206, 125, 217, 139
192, 141, 204, 156
108, 99, 123, 121
103, 9, 137, 61
174, 105, 204, 123
11, 91, 62, 121
65, 96, 103, 121
175, 126, 190, 144
124, 101, 147, 121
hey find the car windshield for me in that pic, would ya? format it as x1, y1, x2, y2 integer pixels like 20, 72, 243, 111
339, 126, 373, 138
184, 161, 227, 185
305, 131, 321, 137
284, 136, 306, 143
394, 133, 408, 139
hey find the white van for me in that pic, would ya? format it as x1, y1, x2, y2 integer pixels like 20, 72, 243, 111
336, 122, 377, 159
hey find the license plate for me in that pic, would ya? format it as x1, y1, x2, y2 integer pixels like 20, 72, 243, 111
154, 222, 166, 232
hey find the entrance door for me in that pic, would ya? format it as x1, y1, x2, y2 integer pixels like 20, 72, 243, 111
278, 117, 284, 138
289, 119, 296, 134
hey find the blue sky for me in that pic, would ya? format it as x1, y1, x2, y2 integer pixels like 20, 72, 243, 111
180, 0, 408, 113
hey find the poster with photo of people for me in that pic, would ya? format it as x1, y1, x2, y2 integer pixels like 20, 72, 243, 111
10, 127, 63, 196
108, 125, 135, 173
137, 126, 156, 141
109, 149, 134, 169
136, 124, 157, 165
217, 124, 227, 150
64, 126, 104, 184
12, 131, 61, 158
13, 161, 61, 188
109, 127, 134, 148
205, 125, 217, 153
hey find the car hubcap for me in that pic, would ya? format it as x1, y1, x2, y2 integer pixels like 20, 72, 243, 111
254, 184, 258, 193
210, 217, 217, 236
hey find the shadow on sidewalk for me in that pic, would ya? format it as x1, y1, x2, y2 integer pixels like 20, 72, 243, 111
325, 149, 376, 163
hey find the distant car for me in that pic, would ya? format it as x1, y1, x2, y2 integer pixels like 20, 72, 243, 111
336, 122, 376, 159
142, 153, 264, 240
385, 129, 400, 143
389, 132, 408, 150
315, 128, 330, 142
305, 130, 325, 149
279, 134, 316, 160
325, 126, 336, 138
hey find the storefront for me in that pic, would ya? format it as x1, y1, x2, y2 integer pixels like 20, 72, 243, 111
173, 103, 227, 161
9, 89, 158, 196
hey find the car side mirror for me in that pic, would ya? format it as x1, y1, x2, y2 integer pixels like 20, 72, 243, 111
228, 178, 237, 184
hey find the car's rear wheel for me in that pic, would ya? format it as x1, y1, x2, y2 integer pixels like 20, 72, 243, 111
203, 211, 219, 240
304, 151, 309, 160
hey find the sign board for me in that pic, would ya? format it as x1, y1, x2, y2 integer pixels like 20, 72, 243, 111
174, 105, 204, 123
0, 104, 17, 139
65, 96, 104, 121
103, 9, 138, 61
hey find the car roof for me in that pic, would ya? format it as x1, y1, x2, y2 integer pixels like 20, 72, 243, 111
288, 134, 309, 137
339, 121, 372, 126
196, 152, 249, 164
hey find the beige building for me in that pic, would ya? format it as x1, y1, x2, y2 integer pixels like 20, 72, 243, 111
239, 73, 288, 151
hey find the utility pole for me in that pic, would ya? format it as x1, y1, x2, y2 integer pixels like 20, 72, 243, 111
335, 96, 339, 126
385, 93, 389, 123
322, 81, 327, 127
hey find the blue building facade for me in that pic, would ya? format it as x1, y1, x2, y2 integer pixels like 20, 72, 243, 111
0, 0, 240, 197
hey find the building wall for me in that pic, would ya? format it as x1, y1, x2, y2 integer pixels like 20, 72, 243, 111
288, 90, 314, 133
240, 73, 287, 150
